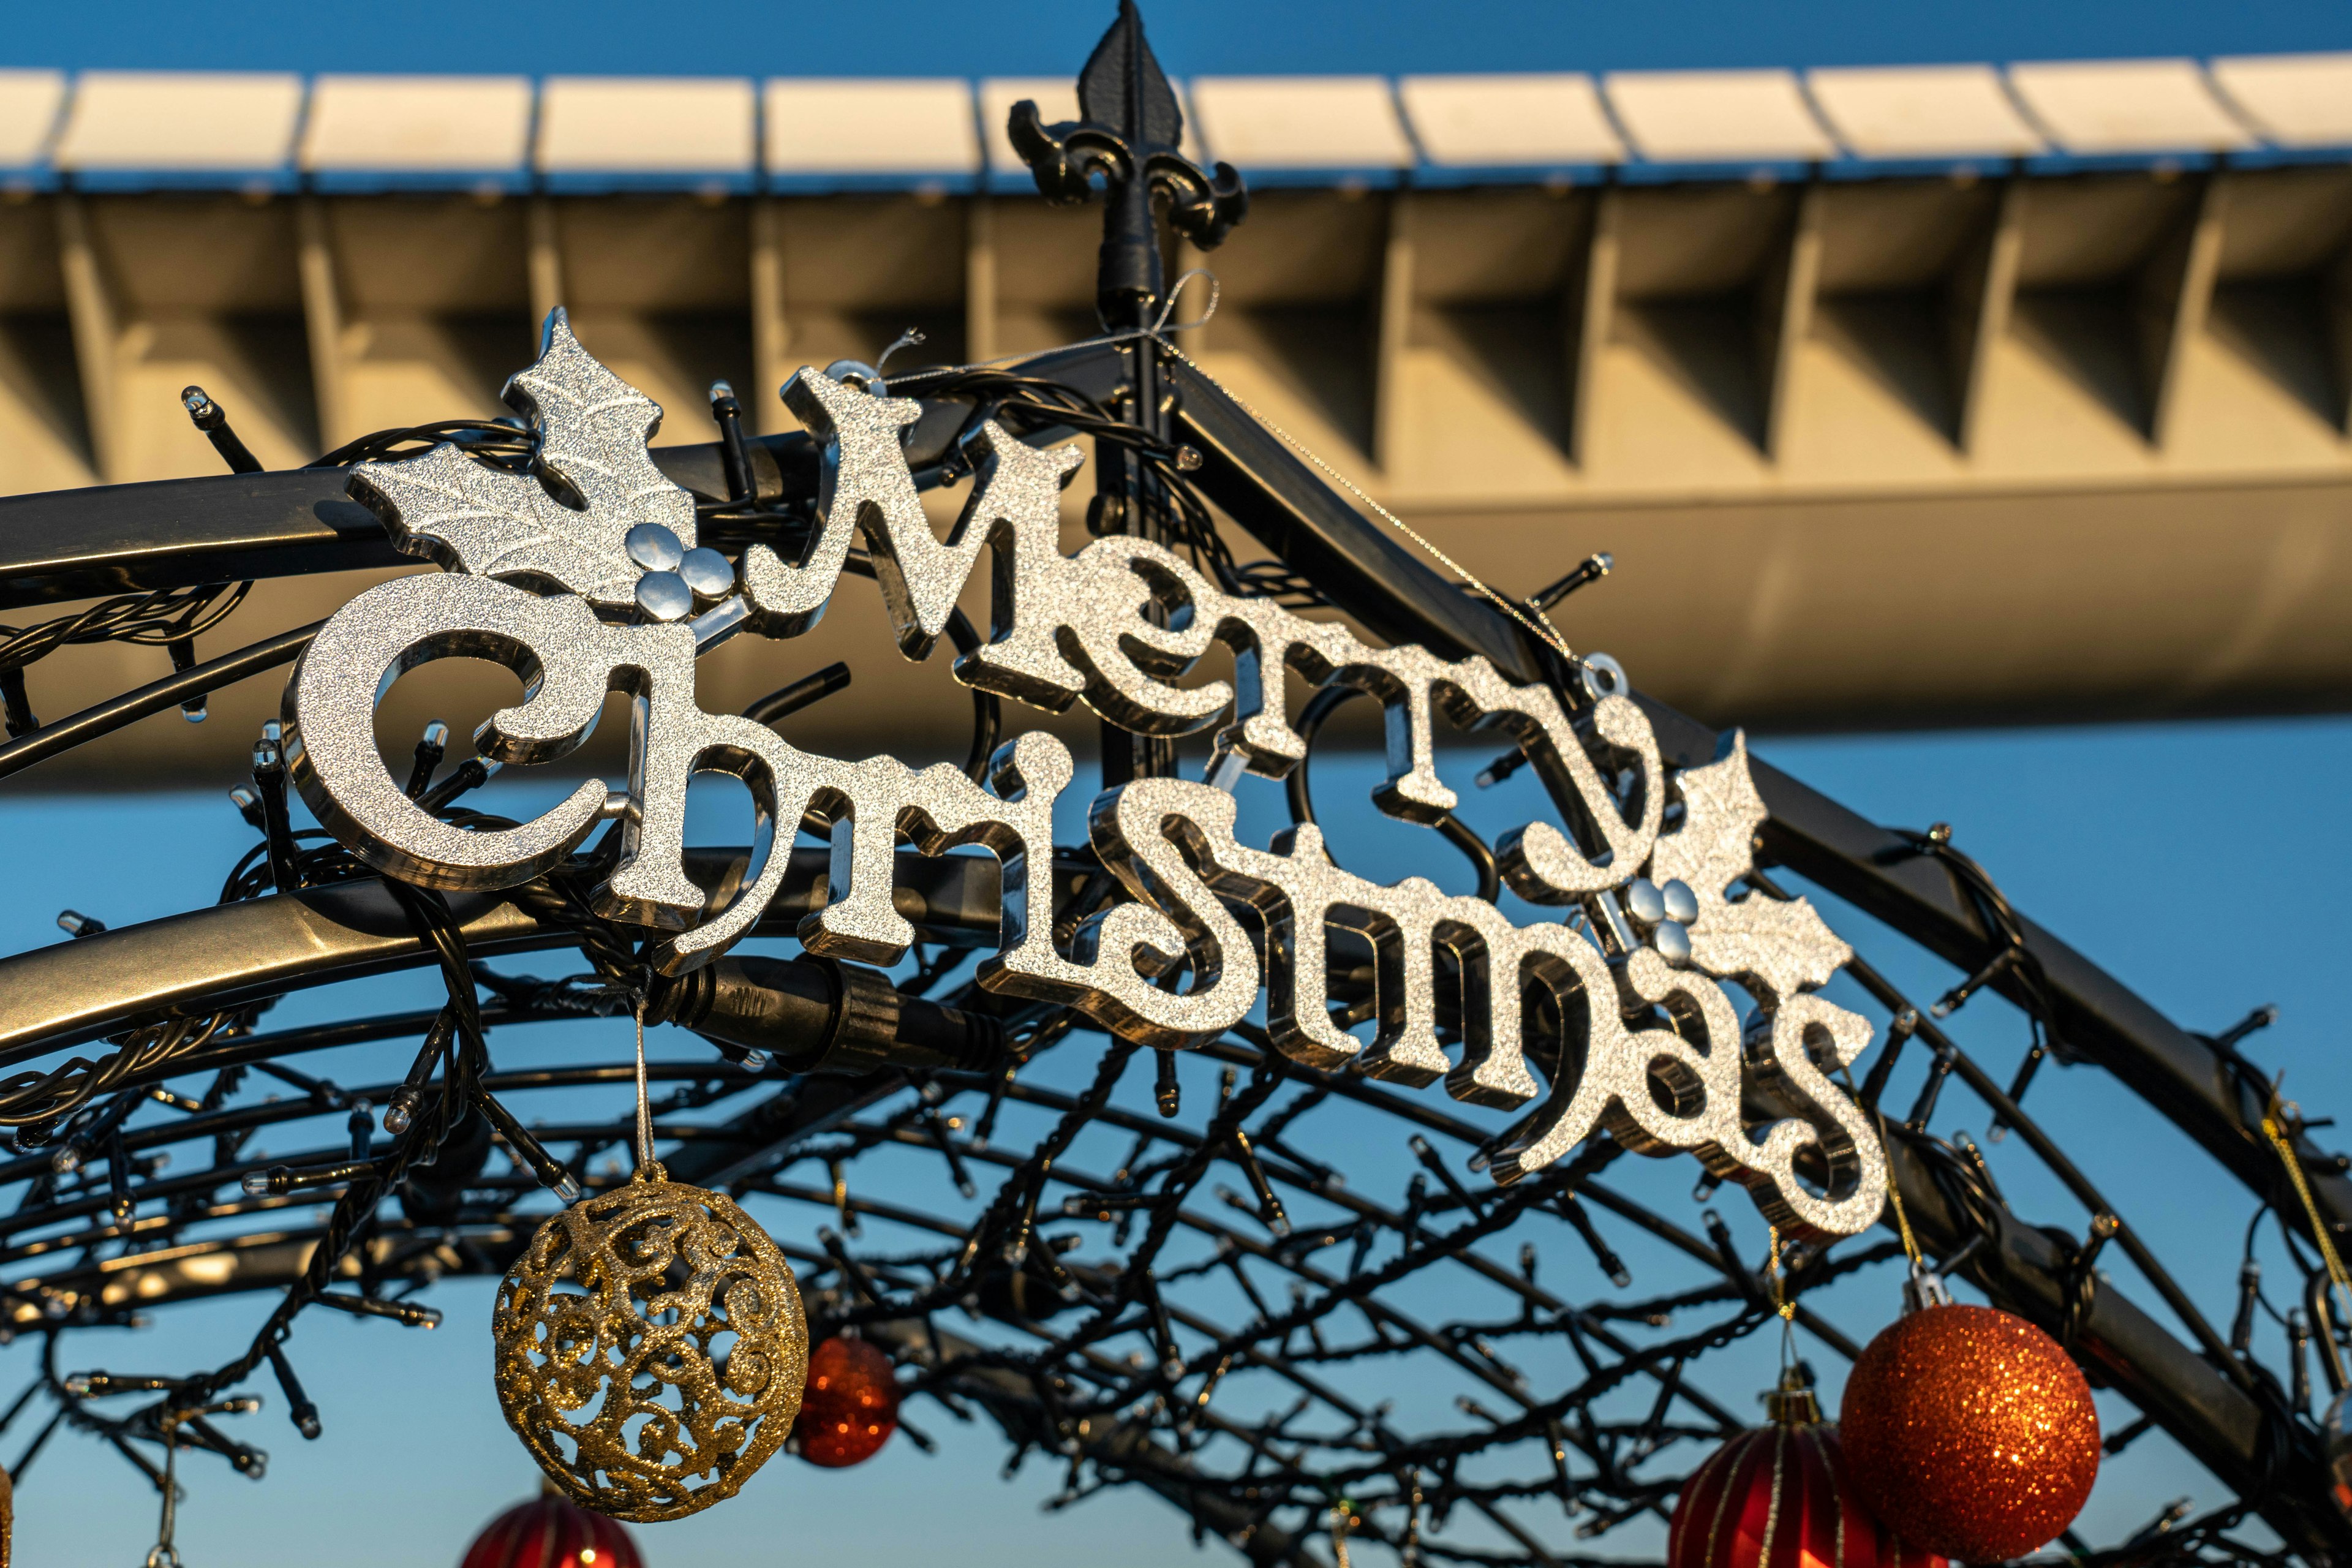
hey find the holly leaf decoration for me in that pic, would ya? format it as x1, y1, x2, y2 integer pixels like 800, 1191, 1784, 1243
347, 309, 695, 608
1647, 729, 1852, 1001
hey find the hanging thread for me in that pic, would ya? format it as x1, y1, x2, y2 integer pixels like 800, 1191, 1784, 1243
1874, 1105, 1924, 1268
634, 1001, 654, 1175
2264, 1081, 2350, 1317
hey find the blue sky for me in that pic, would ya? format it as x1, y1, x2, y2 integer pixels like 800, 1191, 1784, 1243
4, 717, 2347, 1566
2, 0, 2350, 77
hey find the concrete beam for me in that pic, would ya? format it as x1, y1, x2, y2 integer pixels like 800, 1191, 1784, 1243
1567, 184, 1619, 469
527, 196, 562, 335
8, 164, 2352, 782
1760, 179, 1825, 461
1947, 176, 2027, 455
2138, 172, 2230, 447
750, 198, 788, 434
296, 198, 351, 451
53, 195, 123, 484
2331, 241, 2352, 437
965, 194, 999, 367
1373, 191, 1414, 473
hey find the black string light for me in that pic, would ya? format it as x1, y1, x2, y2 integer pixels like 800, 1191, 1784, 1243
0, 315, 2337, 1568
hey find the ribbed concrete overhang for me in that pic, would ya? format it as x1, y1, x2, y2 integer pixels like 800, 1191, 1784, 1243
2, 159, 2350, 783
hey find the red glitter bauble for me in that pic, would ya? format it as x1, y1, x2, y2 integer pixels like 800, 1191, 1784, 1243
1670, 1375, 1943, 1568
1840, 1305, 2100, 1562
460, 1491, 644, 1568
794, 1335, 901, 1468
2325, 1389, 2352, 1521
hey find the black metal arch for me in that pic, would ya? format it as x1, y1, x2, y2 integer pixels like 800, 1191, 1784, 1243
0, 263, 2345, 1568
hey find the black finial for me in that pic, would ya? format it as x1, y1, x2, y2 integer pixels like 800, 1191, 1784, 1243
1009, 1, 1246, 330
1079, 0, 1184, 151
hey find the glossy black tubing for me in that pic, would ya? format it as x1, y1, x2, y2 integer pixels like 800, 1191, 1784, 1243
0, 622, 319, 785
651, 953, 1005, 1077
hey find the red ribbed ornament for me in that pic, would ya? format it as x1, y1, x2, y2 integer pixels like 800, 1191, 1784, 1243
794, 1335, 900, 1468
459, 1491, 644, 1568
1670, 1372, 1944, 1568
1839, 1304, 2100, 1563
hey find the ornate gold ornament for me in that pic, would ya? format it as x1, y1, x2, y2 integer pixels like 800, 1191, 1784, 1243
490, 1160, 809, 1521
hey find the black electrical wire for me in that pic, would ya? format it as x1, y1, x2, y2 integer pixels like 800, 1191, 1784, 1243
744, 662, 853, 728
0, 623, 319, 786
307, 418, 534, 471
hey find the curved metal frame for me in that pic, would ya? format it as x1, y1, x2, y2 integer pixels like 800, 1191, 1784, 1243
0, 325, 2346, 1563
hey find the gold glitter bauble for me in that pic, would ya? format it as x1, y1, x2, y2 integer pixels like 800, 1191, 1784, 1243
1839, 1304, 2099, 1562
491, 1164, 808, 1522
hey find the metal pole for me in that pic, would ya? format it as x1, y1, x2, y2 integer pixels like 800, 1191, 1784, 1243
1007, 0, 1248, 785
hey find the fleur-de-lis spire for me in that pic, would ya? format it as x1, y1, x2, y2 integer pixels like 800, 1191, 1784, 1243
1078, 0, 1184, 151
1008, 1, 1248, 330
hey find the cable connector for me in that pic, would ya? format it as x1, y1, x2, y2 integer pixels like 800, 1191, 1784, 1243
63, 1371, 184, 1397
417, 755, 496, 812
1474, 748, 1529, 790
241, 1158, 386, 1198
2214, 1004, 2280, 1050
181, 385, 263, 474
1155, 1050, 1181, 1118
1529, 552, 1612, 612
404, 720, 449, 800
249, 721, 303, 893
380, 1088, 419, 1137
167, 635, 206, 722
473, 1088, 581, 1203
0, 664, 33, 739
709, 380, 753, 503
309, 1291, 442, 1329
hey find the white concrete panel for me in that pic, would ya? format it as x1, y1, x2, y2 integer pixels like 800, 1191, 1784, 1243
1604, 70, 1838, 162
980, 78, 1072, 174
537, 77, 755, 173
56, 72, 303, 170
1398, 74, 1624, 166
2007, 59, 2257, 153
0, 72, 65, 167
976, 77, 1205, 175
1189, 77, 1414, 170
764, 79, 980, 175
1806, 64, 2045, 157
301, 75, 531, 172
2210, 53, 2352, 149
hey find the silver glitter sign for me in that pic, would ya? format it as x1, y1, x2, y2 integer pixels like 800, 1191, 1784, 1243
283, 310, 1887, 1238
